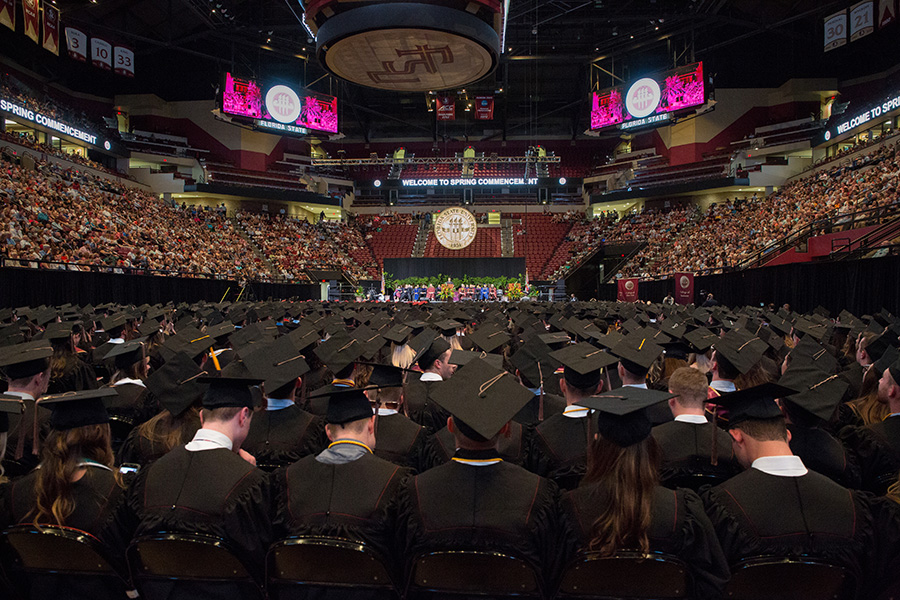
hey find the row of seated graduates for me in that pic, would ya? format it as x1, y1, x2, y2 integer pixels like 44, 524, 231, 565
0, 298, 898, 599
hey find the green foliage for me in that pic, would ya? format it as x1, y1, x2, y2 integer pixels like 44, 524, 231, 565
385, 274, 528, 289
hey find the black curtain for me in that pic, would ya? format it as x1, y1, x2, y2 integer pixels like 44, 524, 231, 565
0, 268, 319, 306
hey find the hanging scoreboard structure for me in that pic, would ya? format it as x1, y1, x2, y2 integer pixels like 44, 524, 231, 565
588, 62, 710, 134
219, 72, 339, 136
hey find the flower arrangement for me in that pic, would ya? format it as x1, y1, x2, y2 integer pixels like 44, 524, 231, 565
506, 281, 524, 300
438, 283, 455, 301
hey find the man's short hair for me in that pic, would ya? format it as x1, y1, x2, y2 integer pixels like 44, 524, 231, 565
713, 351, 740, 380
326, 417, 369, 436
201, 406, 244, 423
372, 386, 402, 405
668, 367, 708, 408
733, 417, 787, 442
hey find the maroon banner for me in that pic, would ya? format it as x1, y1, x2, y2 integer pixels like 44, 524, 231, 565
436, 95, 455, 121
42, 2, 59, 55
879, 0, 896, 27
475, 96, 493, 120
674, 272, 694, 305
22, 0, 39, 43
617, 278, 639, 302
0, 0, 14, 32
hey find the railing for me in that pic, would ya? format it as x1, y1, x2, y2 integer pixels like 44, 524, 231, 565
733, 204, 900, 270
831, 215, 900, 261
602, 242, 648, 283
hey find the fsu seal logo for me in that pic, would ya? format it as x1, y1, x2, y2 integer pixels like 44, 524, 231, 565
625, 280, 635, 291
265, 85, 301, 124
680, 276, 690, 289
434, 207, 477, 250
626, 77, 661, 118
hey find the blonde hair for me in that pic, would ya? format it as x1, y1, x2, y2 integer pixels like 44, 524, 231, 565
668, 367, 709, 408
391, 344, 417, 369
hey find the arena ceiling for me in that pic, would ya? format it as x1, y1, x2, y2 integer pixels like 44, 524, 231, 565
3, 0, 896, 143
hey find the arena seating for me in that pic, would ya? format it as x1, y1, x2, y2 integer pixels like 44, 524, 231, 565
360, 218, 419, 267
627, 154, 731, 189
511, 213, 575, 277
204, 162, 308, 191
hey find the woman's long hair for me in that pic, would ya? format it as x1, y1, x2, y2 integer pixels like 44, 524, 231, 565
49, 337, 78, 381
847, 366, 890, 425
29, 424, 117, 526
582, 435, 661, 556
136, 406, 202, 454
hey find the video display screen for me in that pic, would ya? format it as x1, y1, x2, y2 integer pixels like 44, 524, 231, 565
222, 73, 338, 134
590, 62, 706, 131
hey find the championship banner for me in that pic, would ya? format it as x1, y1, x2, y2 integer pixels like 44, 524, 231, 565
475, 96, 493, 120
91, 37, 112, 70
0, 0, 14, 32
65, 27, 87, 61
850, 1, 875, 41
114, 46, 135, 77
879, 0, 896, 27
824, 10, 847, 52
436, 95, 455, 121
674, 273, 694, 305
23, 0, 39, 43
42, 3, 59, 55
617, 278, 639, 303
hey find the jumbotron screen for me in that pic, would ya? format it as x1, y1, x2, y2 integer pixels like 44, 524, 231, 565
590, 62, 706, 132
222, 73, 338, 135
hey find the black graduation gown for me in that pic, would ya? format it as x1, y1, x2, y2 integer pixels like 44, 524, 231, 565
651, 420, 740, 486
839, 361, 864, 401
47, 358, 99, 394
106, 382, 156, 425
787, 424, 861, 488
397, 449, 560, 585
271, 451, 409, 567
299, 367, 331, 416
373, 412, 428, 473
839, 416, 900, 494
559, 484, 729, 600
3, 398, 50, 477
103, 446, 272, 582
242, 404, 327, 471
0, 464, 122, 533
513, 392, 566, 428
422, 422, 529, 470
0, 464, 126, 600
404, 378, 447, 434
701, 468, 885, 596
526, 411, 596, 490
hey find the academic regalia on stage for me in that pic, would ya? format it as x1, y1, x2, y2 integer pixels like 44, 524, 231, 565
423, 421, 529, 470
271, 444, 409, 566
373, 411, 428, 472
560, 484, 729, 600
526, 409, 595, 490
242, 404, 326, 471
651, 419, 740, 485
788, 424, 861, 488
398, 448, 560, 578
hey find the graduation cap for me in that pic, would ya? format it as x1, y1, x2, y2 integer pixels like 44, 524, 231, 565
576, 387, 675, 447
382, 324, 413, 344
145, 352, 210, 417
0, 340, 53, 380
317, 387, 374, 425
352, 325, 387, 360
362, 363, 409, 388
101, 313, 128, 334
449, 349, 505, 370
538, 331, 571, 349
414, 336, 451, 370
41, 388, 119, 430
430, 358, 533, 440
611, 336, 664, 372
206, 322, 235, 342
874, 345, 899, 378
778, 365, 848, 423
593, 329, 625, 350
712, 332, 767, 375
468, 323, 510, 353
863, 333, 892, 362
888, 354, 900, 389
661, 340, 693, 362
314, 331, 363, 373
286, 322, 320, 352
509, 337, 557, 387
710, 383, 797, 429
788, 335, 838, 374
42, 322, 74, 342
104, 339, 146, 366
550, 342, 618, 389
436, 319, 464, 337
683, 328, 718, 352
198, 361, 263, 409
792, 319, 828, 341
242, 336, 309, 393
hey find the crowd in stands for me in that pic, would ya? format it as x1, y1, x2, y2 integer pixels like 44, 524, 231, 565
0, 74, 107, 138
237, 212, 377, 281
0, 130, 128, 179
0, 155, 271, 279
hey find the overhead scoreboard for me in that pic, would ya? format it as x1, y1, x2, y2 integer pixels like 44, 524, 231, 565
220, 73, 338, 136
590, 62, 709, 133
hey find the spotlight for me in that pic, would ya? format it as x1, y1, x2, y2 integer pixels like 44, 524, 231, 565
559, 177, 567, 185
374, 179, 382, 187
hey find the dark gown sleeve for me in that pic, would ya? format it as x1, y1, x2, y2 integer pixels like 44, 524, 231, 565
220, 471, 274, 578
700, 486, 754, 565
838, 425, 900, 494
99, 466, 147, 573
859, 494, 900, 597
115, 427, 144, 466
75, 360, 99, 391
420, 434, 452, 472
530, 478, 564, 588
678, 489, 730, 600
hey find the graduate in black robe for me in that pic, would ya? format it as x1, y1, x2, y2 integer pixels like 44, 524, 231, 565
363, 365, 427, 472
397, 359, 561, 588
423, 419, 528, 469
559, 388, 729, 600
404, 336, 454, 433
701, 383, 896, 597
0, 390, 127, 600
241, 336, 326, 470
44, 323, 99, 395
271, 386, 409, 578
103, 369, 273, 593
526, 342, 617, 490
103, 341, 157, 442
652, 366, 741, 487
